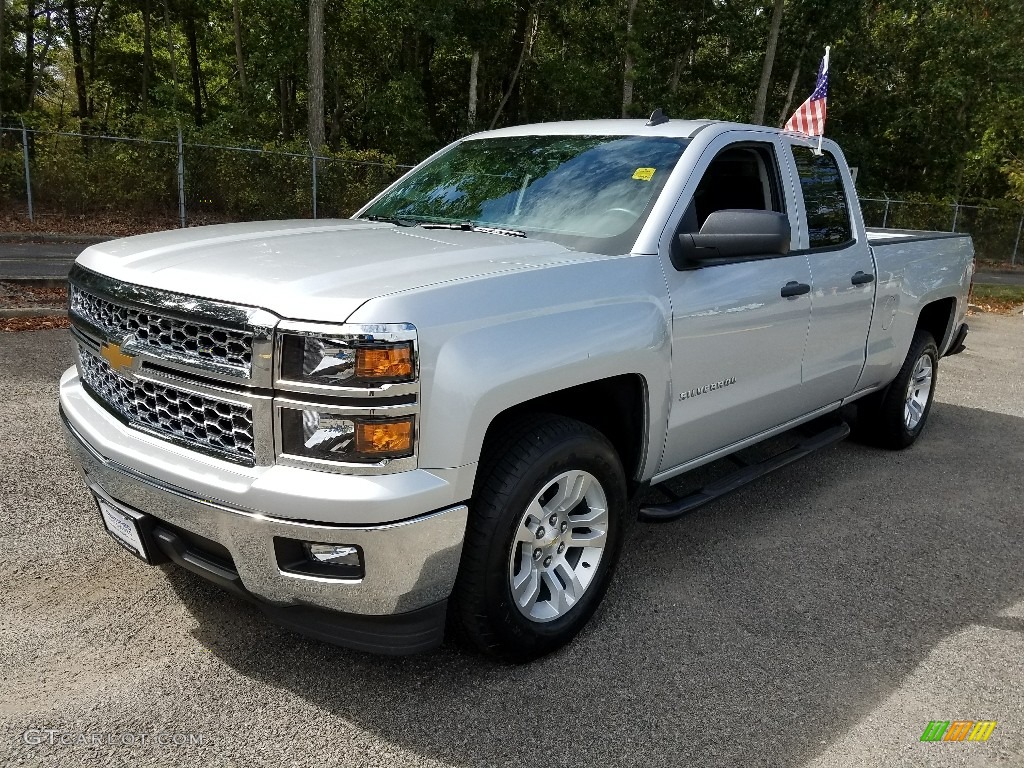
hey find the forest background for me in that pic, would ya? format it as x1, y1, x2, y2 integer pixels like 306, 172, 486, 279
2, 0, 1024, 242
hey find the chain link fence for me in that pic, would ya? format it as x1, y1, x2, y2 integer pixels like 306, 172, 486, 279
0, 124, 410, 231
859, 197, 1023, 267
2, 125, 1022, 268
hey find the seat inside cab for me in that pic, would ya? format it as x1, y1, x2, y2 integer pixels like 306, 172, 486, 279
681, 147, 781, 233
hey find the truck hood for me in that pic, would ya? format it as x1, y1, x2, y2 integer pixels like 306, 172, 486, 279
76, 219, 579, 322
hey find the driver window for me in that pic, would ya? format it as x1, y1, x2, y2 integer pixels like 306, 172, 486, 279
680, 143, 784, 234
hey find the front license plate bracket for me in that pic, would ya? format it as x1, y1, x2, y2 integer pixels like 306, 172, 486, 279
93, 492, 161, 564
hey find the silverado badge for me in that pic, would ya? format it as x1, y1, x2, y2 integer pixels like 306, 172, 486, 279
99, 341, 135, 373
679, 376, 737, 401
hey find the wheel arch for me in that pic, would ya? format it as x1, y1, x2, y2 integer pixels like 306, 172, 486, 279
475, 374, 651, 494
915, 296, 958, 353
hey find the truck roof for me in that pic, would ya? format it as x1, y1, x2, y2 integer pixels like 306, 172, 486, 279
467, 118, 791, 141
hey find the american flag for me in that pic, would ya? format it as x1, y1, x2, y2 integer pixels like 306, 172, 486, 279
785, 49, 829, 137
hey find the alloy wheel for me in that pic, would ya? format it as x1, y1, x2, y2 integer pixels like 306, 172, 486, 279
507, 469, 610, 623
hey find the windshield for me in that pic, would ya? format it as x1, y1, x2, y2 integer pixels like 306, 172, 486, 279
362, 135, 689, 254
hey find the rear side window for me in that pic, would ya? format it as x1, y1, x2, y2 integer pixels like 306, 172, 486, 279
791, 147, 852, 248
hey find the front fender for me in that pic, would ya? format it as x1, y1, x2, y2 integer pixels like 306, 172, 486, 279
425, 301, 668, 473
346, 254, 673, 478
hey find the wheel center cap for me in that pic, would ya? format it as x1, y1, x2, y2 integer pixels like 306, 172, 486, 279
539, 530, 559, 548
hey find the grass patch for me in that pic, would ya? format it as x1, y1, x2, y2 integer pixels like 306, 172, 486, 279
970, 283, 1024, 314
971, 284, 1024, 302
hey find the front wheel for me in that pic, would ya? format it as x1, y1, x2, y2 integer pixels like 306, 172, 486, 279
451, 415, 626, 662
856, 329, 939, 449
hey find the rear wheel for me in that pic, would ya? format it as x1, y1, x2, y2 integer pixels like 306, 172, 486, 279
451, 415, 626, 662
856, 330, 939, 449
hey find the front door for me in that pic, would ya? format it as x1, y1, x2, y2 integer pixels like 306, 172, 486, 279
660, 256, 814, 471
658, 135, 813, 473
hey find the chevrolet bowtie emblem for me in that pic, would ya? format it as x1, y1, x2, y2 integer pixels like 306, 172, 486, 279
100, 341, 135, 372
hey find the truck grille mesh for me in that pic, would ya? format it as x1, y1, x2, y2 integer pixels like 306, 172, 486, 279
70, 285, 254, 375
78, 347, 256, 463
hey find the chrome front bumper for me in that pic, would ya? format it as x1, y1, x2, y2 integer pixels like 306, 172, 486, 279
63, 409, 467, 619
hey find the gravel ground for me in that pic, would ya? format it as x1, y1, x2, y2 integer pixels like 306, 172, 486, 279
2, 315, 1022, 768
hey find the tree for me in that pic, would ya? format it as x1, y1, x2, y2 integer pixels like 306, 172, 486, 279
752, 0, 785, 125
777, 29, 811, 126
65, 0, 89, 129
141, 0, 152, 109
307, 0, 324, 150
621, 0, 639, 117
183, 5, 202, 126
0, 0, 5, 117
491, 2, 538, 129
24, 0, 36, 109
467, 49, 480, 129
232, 0, 246, 92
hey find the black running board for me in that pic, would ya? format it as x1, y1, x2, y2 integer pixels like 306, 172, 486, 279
638, 421, 851, 523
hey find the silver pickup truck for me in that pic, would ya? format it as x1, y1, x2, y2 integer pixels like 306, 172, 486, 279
60, 118, 974, 660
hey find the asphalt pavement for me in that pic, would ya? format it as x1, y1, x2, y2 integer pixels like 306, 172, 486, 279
2, 314, 1023, 766
973, 270, 1024, 286
0, 241, 94, 278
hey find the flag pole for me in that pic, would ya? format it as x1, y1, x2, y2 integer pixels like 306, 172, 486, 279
816, 46, 831, 155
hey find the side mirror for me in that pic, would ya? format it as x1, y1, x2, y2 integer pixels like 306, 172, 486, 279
672, 210, 791, 269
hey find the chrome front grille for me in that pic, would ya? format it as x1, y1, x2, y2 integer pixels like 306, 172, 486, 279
78, 346, 257, 463
69, 284, 255, 376
68, 266, 276, 466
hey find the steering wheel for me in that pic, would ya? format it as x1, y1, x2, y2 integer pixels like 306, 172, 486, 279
603, 207, 641, 219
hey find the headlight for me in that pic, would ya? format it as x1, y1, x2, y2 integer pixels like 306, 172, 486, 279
273, 322, 419, 473
277, 323, 416, 388
278, 406, 415, 463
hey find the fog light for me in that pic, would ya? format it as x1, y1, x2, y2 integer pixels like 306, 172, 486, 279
305, 543, 361, 567
274, 537, 364, 579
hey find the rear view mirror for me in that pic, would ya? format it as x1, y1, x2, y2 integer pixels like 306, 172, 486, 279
672, 210, 791, 269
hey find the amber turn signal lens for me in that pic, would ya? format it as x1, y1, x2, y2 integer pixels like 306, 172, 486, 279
355, 418, 414, 458
355, 344, 414, 380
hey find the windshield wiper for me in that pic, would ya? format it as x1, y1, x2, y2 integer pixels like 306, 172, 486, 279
366, 215, 527, 238
417, 221, 527, 238
364, 215, 418, 227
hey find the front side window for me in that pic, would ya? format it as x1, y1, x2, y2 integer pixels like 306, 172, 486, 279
682, 143, 784, 233
791, 147, 853, 248
362, 135, 689, 254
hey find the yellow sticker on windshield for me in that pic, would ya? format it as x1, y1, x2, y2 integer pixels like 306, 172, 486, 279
632, 167, 656, 181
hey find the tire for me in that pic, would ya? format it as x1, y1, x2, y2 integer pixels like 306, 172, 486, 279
451, 414, 627, 662
856, 330, 939, 449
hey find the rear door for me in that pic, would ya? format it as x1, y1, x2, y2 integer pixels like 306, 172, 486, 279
782, 141, 875, 404
657, 131, 814, 473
